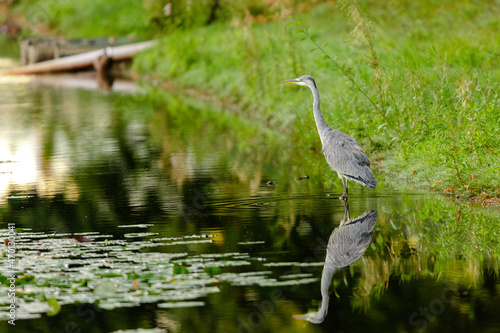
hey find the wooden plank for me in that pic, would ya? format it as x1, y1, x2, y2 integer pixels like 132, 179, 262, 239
3, 40, 156, 75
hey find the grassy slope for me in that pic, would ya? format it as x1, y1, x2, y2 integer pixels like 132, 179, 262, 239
133, 0, 500, 200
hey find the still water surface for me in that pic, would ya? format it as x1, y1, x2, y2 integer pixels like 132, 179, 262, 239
0, 68, 499, 333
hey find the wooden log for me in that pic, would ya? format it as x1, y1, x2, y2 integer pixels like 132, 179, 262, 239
3, 40, 156, 75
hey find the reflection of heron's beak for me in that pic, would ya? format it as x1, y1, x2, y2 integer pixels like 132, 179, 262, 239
282, 78, 300, 84
293, 313, 310, 320
293, 312, 324, 324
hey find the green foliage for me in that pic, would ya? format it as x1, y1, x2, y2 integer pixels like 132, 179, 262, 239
13, 0, 153, 38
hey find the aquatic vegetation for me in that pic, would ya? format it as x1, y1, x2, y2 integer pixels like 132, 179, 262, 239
0, 229, 319, 320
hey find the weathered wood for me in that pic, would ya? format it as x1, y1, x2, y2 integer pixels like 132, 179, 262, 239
20, 38, 59, 65
19, 37, 137, 65
3, 40, 156, 75
93, 51, 115, 91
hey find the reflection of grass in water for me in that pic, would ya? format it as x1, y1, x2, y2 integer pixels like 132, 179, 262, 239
342, 195, 500, 312
146, 90, 349, 197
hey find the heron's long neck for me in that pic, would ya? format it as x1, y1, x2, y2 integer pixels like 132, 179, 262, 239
310, 86, 331, 142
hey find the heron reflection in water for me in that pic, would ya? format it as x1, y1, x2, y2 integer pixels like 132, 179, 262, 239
294, 203, 378, 324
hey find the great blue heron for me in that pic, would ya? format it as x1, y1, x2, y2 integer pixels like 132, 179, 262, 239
283, 75, 376, 200
294, 203, 378, 323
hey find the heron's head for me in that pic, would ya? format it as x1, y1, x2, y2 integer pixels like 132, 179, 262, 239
282, 75, 317, 89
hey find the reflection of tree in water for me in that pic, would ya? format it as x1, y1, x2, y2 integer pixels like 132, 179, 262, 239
295, 203, 378, 323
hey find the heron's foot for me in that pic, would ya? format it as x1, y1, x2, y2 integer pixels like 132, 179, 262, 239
339, 193, 348, 201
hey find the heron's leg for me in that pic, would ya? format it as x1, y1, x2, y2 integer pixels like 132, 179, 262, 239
339, 177, 348, 201
340, 201, 349, 226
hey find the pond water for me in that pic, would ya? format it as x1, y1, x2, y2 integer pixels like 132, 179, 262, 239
0, 66, 499, 333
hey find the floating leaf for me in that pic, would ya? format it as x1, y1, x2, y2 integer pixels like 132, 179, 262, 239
93, 280, 117, 296
204, 267, 222, 276
109, 329, 167, 333
16, 275, 35, 285
46, 298, 61, 316
74, 235, 92, 243
158, 301, 205, 308
124, 232, 158, 238
98, 272, 123, 278
237, 241, 265, 245
118, 224, 154, 229
173, 265, 189, 275
0, 274, 9, 286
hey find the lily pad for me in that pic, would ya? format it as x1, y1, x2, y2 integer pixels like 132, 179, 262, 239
93, 280, 117, 296
0, 228, 317, 320
46, 298, 61, 316
157, 301, 205, 308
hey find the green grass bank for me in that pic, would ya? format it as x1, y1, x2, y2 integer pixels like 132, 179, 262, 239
4, 0, 500, 202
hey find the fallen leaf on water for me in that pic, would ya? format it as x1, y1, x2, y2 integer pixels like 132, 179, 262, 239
74, 235, 91, 243
46, 298, 61, 316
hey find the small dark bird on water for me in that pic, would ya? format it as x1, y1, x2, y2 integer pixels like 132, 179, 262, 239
283, 75, 376, 200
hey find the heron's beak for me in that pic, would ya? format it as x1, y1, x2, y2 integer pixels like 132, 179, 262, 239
282, 78, 301, 84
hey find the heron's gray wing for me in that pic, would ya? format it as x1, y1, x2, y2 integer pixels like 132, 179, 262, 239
321, 129, 376, 187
